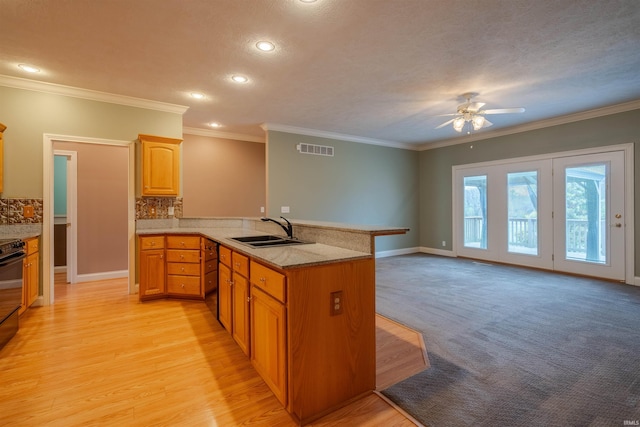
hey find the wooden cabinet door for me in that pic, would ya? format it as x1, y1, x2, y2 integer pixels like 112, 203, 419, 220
25, 252, 39, 307
139, 249, 166, 299
250, 285, 287, 406
232, 272, 250, 356
140, 135, 181, 196
218, 262, 233, 333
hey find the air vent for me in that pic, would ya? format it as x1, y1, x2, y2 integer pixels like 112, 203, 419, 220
296, 143, 334, 157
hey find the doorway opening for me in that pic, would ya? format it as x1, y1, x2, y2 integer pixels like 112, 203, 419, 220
43, 134, 136, 305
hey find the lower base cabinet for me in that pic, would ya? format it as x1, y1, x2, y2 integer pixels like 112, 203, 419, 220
250, 284, 287, 405
138, 234, 217, 301
20, 237, 39, 315
219, 250, 377, 425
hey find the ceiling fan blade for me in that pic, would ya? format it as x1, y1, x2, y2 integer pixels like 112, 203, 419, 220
435, 118, 455, 129
482, 107, 525, 114
435, 113, 459, 117
483, 118, 494, 128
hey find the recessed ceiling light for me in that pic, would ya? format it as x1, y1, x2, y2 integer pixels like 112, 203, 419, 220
18, 64, 40, 73
231, 75, 249, 83
256, 41, 275, 52
208, 122, 222, 128
299, 0, 317, 3
190, 92, 205, 99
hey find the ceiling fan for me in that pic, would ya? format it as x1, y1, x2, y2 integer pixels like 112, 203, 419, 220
436, 92, 525, 133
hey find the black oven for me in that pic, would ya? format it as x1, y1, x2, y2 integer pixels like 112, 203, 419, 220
0, 239, 26, 350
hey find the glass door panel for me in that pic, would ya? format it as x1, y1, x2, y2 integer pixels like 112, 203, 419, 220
564, 164, 606, 263
463, 175, 487, 249
507, 171, 538, 255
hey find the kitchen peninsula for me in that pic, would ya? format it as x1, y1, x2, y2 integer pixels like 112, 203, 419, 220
136, 217, 408, 425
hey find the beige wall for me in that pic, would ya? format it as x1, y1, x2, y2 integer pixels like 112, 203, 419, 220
54, 142, 128, 275
0, 85, 182, 198
182, 133, 265, 217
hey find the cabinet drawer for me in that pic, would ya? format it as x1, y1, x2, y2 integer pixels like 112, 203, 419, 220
202, 239, 217, 258
167, 262, 200, 276
140, 235, 165, 250
167, 235, 200, 249
232, 252, 249, 277
26, 238, 39, 255
167, 275, 201, 296
204, 271, 217, 294
250, 261, 286, 303
203, 259, 217, 274
219, 246, 232, 267
166, 249, 200, 263
204, 247, 217, 261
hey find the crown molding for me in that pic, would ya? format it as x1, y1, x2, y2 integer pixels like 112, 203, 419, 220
182, 126, 264, 143
0, 74, 189, 115
261, 123, 419, 151
418, 99, 640, 151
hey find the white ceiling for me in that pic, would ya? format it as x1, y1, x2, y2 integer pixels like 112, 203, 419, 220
2, 0, 640, 149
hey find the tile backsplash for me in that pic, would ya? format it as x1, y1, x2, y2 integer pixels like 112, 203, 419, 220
0, 198, 43, 224
0, 197, 182, 223
136, 197, 183, 220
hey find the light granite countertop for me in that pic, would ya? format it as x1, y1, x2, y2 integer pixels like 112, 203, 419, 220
137, 226, 374, 270
0, 224, 42, 240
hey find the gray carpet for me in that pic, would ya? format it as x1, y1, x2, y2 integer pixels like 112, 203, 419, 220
377, 254, 640, 427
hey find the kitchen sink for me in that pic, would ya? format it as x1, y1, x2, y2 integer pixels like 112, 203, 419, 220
231, 235, 285, 243
230, 235, 311, 248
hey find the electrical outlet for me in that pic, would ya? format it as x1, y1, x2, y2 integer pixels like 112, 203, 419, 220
168, 206, 175, 216
330, 291, 344, 316
281, 206, 290, 214
23, 205, 34, 218
442, 240, 446, 247
260, 206, 265, 213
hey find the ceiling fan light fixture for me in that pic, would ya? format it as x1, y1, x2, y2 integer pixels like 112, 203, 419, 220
472, 115, 485, 130
453, 117, 465, 132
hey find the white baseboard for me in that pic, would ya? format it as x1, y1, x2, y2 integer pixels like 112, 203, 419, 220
76, 270, 129, 283
419, 246, 456, 257
632, 277, 640, 287
375, 247, 420, 258
54, 266, 67, 273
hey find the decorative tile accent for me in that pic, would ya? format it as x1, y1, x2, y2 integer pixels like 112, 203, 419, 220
0, 198, 44, 224
136, 197, 183, 220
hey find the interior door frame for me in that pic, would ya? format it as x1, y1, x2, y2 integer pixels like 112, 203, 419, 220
42, 134, 136, 305
53, 150, 78, 284
452, 143, 634, 284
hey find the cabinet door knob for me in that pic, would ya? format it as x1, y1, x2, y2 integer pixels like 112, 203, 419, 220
247, 296, 252, 302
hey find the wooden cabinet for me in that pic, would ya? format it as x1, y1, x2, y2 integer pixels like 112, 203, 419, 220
20, 237, 39, 314
201, 238, 217, 294
139, 134, 182, 196
250, 262, 287, 405
218, 259, 233, 332
217, 246, 250, 355
0, 122, 5, 193
139, 234, 216, 301
231, 251, 250, 356
138, 235, 166, 300
166, 235, 202, 298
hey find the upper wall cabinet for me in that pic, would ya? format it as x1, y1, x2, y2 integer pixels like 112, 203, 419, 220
0, 122, 5, 193
139, 134, 182, 196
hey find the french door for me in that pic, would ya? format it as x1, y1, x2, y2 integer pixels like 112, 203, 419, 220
454, 149, 628, 281
552, 152, 625, 280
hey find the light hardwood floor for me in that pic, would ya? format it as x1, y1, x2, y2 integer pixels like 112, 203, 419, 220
0, 276, 426, 426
